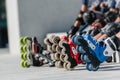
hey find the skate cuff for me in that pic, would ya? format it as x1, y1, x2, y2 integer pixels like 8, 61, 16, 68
68, 26, 79, 36
79, 10, 85, 15
76, 17, 83, 22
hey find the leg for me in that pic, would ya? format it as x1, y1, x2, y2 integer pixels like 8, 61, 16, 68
96, 22, 120, 40
97, 34, 108, 40
68, 0, 88, 37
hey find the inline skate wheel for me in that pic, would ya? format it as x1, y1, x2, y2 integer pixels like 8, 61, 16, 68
54, 61, 60, 68
55, 61, 63, 68
44, 38, 52, 46
63, 62, 67, 68
59, 41, 70, 54
56, 46, 62, 53
23, 44, 27, 52
86, 63, 99, 71
20, 37, 24, 44
47, 45, 53, 53
23, 53, 27, 60
63, 62, 72, 71
20, 45, 24, 52
64, 54, 69, 63
60, 54, 66, 62
50, 53, 56, 60
24, 61, 30, 68
52, 36, 60, 45
59, 40, 67, 49
72, 35, 83, 45
23, 36, 31, 44
20, 53, 24, 60
76, 46, 86, 54
49, 35, 56, 43
20, 61, 26, 68
81, 54, 91, 63
52, 44, 57, 53
61, 49, 67, 55
54, 53, 60, 60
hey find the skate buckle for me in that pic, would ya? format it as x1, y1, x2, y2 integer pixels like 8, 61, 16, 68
72, 47, 77, 55
88, 41, 95, 50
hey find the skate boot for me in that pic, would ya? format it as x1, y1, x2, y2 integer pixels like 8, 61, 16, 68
20, 36, 43, 68
44, 35, 83, 70
32, 37, 55, 67
44, 35, 65, 68
58, 36, 82, 70
44, 35, 58, 61
20, 36, 55, 68
72, 34, 119, 71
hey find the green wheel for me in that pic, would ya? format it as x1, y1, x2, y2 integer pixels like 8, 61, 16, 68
20, 45, 24, 52
20, 37, 24, 44
23, 36, 31, 44
24, 61, 30, 68
20, 61, 26, 68
23, 44, 27, 52
23, 53, 27, 60
20, 53, 24, 60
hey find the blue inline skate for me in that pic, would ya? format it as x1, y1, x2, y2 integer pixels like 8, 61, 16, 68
72, 34, 118, 71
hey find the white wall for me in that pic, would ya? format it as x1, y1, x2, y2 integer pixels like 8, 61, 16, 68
6, 0, 20, 55
18, 0, 82, 47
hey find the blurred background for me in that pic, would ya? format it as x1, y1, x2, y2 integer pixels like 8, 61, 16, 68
0, 0, 8, 48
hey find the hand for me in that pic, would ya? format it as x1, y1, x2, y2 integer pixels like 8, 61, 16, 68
90, 20, 103, 30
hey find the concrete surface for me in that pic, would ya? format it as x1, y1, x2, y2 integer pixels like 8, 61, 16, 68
0, 49, 120, 80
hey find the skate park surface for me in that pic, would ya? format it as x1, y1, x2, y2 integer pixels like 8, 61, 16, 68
1, 49, 120, 80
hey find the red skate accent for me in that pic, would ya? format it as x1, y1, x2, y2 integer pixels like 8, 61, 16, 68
32, 43, 39, 54
61, 36, 82, 64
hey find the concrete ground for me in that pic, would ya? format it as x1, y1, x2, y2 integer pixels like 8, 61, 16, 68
0, 48, 120, 80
